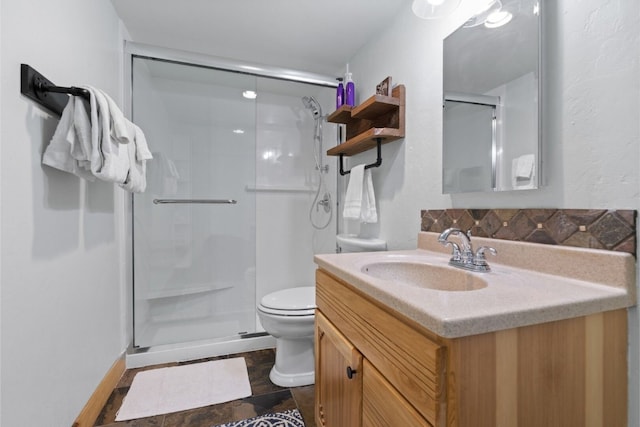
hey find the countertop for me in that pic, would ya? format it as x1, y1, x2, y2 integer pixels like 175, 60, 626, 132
314, 233, 636, 338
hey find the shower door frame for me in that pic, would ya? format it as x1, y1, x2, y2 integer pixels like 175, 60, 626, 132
122, 42, 338, 354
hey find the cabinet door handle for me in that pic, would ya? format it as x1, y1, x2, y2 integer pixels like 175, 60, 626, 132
346, 366, 357, 379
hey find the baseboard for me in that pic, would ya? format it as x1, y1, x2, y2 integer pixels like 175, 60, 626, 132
72, 353, 126, 427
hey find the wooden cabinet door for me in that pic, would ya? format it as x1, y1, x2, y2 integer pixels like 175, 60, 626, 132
315, 311, 363, 427
362, 359, 432, 427
317, 269, 446, 425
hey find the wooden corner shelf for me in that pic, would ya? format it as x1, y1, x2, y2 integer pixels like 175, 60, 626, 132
327, 84, 405, 159
327, 128, 403, 156
352, 95, 401, 120
327, 105, 353, 124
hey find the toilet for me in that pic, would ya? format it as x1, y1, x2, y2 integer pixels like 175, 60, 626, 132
336, 233, 387, 253
257, 286, 316, 387
257, 234, 386, 387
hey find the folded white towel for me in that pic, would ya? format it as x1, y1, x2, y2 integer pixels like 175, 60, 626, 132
42, 86, 152, 192
42, 97, 76, 173
343, 164, 377, 223
84, 86, 131, 184
81, 85, 153, 191
71, 96, 93, 177
120, 125, 153, 193
361, 169, 377, 223
42, 97, 95, 181
343, 164, 365, 219
104, 95, 133, 145
515, 154, 535, 178
511, 154, 536, 189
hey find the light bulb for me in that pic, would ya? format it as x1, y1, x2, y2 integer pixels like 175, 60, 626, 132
485, 10, 512, 28
412, 0, 461, 19
242, 90, 257, 99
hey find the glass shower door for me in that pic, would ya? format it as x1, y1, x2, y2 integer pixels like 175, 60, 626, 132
442, 100, 496, 193
132, 57, 257, 348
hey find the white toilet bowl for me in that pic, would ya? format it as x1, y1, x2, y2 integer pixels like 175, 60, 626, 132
258, 237, 386, 387
257, 286, 316, 387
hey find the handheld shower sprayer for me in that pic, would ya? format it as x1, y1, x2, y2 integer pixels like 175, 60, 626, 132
301, 95, 332, 230
302, 96, 322, 119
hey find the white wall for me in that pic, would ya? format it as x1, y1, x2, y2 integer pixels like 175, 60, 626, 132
346, 0, 639, 242
346, 0, 639, 423
0, 1, 127, 425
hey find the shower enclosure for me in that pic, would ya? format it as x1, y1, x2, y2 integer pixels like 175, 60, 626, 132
126, 44, 337, 357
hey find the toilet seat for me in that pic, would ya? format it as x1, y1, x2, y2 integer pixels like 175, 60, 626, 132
258, 287, 316, 316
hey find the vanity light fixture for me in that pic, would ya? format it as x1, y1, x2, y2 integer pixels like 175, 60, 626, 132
411, 0, 461, 19
242, 90, 257, 99
484, 9, 512, 28
463, 0, 503, 28
233, 129, 245, 134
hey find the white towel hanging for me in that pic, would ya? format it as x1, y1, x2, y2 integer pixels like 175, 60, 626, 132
42, 87, 152, 192
42, 97, 95, 181
343, 164, 377, 223
361, 169, 377, 223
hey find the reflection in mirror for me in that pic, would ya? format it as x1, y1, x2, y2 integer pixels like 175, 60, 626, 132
443, 0, 541, 193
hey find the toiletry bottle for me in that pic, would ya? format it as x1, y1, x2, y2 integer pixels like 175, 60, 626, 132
336, 78, 344, 109
345, 72, 355, 107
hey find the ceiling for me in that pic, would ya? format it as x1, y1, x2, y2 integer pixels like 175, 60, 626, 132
110, 0, 407, 77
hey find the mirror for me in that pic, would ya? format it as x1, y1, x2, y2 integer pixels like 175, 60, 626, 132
442, 0, 541, 193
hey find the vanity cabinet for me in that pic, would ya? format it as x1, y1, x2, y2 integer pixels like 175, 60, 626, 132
315, 311, 362, 427
315, 268, 629, 427
315, 269, 446, 427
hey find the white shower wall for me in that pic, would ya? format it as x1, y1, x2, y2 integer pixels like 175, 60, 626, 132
254, 81, 337, 316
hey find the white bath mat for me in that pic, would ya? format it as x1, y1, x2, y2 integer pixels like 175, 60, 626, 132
116, 357, 252, 421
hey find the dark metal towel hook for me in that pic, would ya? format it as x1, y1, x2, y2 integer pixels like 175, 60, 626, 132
20, 64, 89, 117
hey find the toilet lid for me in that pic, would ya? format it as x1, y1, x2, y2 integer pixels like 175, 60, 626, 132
260, 287, 316, 312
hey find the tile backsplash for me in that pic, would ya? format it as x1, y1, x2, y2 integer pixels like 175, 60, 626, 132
421, 209, 636, 256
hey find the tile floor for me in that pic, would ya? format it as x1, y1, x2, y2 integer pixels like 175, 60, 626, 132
95, 349, 315, 427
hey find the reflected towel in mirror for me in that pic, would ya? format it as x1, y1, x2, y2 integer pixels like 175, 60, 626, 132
512, 154, 536, 189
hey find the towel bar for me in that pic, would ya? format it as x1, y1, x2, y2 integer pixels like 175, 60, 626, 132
153, 199, 238, 205
339, 138, 383, 176
20, 64, 89, 116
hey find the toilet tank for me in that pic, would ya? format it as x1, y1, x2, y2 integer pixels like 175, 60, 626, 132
336, 234, 387, 253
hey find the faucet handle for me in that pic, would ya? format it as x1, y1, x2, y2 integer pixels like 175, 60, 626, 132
474, 246, 497, 266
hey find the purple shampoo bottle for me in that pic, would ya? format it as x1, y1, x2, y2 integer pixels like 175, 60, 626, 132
345, 72, 355, 107
336, 78, 344, 109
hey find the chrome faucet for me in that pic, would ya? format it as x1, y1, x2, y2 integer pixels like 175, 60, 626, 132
438, 228, 497, 272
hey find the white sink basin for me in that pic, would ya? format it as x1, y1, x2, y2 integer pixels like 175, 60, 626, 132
361, 261, 488, 292
315, 234, 635, 337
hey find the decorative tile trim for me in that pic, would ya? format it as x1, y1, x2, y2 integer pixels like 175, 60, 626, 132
421, 209, 636, 256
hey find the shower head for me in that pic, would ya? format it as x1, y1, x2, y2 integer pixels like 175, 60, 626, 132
302, 96, 322, 119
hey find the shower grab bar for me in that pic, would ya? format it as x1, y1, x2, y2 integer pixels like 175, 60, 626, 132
153, 199, 237, 205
